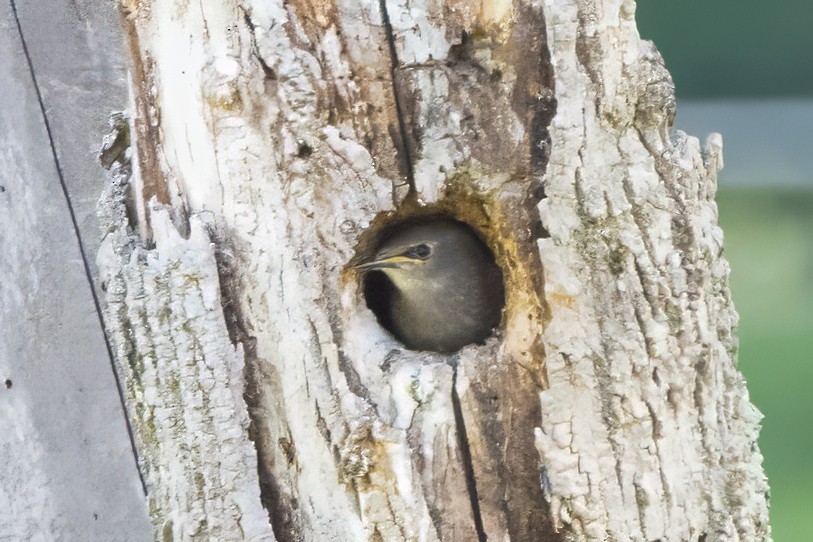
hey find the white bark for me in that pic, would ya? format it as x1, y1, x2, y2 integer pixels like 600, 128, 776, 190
98, 0, 770, 540
535, 3, 770, 539
98, 165, 271, 540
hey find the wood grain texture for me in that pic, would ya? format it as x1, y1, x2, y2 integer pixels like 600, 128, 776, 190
535, 0, 770, 539
98, 176, 273, 539
0, 2, 149, 539
102, 0, 770, 540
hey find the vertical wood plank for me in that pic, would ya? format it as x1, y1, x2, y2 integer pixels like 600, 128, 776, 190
0, 2, 150, 539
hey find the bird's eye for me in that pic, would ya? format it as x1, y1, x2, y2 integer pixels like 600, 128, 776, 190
409, 243, 431, 259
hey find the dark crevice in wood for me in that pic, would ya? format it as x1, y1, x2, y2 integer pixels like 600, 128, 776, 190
378, 0, 416, 200
241, 11, 277, 81
243, 340, 301, 542
9, 0, 147, 497
211, 232, 302, 542
451, 364, 488, 542
447, 30, 472, 63
119, 3, 171, 243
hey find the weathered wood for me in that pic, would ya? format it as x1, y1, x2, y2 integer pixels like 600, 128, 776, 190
101, 0, 771, 540
14, 0, 131, 282
0, 2, 149, 539
534, 1, 770, 539
98, 180, 273, 540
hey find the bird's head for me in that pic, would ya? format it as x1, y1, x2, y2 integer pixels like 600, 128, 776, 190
354, 229, 439, 287
354, 221, 486, 286
354, 219, 505, 351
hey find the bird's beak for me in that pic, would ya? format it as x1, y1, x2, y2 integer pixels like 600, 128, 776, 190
353, 255, 413, 270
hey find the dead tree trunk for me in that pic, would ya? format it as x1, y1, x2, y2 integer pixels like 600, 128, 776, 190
98, 0, 771, 540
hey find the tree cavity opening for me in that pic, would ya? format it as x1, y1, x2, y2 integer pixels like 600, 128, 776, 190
354, 214, 505, 353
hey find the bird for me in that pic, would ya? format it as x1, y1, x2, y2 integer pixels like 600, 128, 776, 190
355, 219, 504, 353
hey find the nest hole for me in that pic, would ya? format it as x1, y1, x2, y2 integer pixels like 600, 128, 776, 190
354, 213, 505, 353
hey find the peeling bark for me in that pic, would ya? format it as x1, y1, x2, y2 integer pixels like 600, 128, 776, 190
99, 0, 770, 540
535, 2, 769, 539
98, 158, 271, 540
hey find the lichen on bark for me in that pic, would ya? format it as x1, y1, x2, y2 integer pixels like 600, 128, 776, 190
100, 0, 770, 540
534, 1, 770, 539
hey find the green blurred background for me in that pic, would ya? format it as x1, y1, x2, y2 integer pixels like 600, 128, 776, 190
637, 2, 813, 539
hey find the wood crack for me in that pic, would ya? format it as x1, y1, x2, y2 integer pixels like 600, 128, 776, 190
378, 0, 415, 201
450, 364, 487, 542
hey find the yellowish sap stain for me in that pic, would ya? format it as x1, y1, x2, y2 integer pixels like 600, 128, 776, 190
548, 292, 575, 310
480, 0, 512, 25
